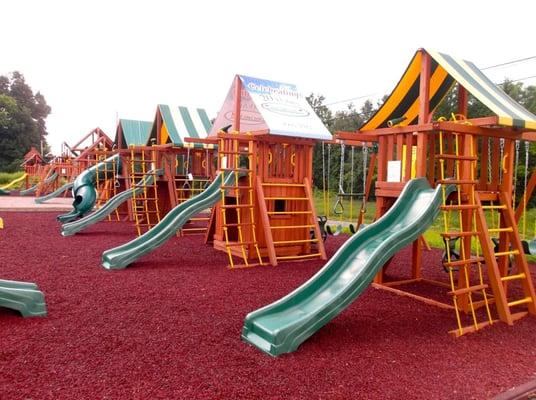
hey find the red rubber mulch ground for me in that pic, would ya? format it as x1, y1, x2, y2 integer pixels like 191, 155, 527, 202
1, 212, 535, 399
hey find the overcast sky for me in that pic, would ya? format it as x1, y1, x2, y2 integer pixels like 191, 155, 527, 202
3, 0, 536, 153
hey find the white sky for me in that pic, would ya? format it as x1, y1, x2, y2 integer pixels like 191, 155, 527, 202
3, 0, 536, 154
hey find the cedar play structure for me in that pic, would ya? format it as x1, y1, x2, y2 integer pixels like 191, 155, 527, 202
100, 75, 332, 270
207, 75, 332, 268
19, 128, 114, 199
60, 107, 216, 236
242, 48, 536, 356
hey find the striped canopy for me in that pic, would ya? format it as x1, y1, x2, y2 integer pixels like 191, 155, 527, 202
116, 119, 152, 148
360, 49, 536, 131
155, 105, 213, 148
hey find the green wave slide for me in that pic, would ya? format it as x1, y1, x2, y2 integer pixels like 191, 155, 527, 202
61, 170, 160, 237
102, 170, 235, 270
0, 279, 47, 317
242, 178, 453, 356
35, 181, 74, 204
19, 171, 58, 196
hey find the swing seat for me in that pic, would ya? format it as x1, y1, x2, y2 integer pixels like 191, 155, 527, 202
521, 239, 536, 255
336, 192, 364, 198
315, 216, 328, 242
326, 224, 343, 236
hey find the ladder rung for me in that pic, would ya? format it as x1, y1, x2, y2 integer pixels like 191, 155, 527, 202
190, 217, 210, 221
494, 250, 519, 257
223, 222, 255, 227
501, 273, 526, 282
267, 211, 312, 215
226, 241, 257, 247
437, 179, 478, 185
277, 253, 322, 260
481, 205, 507, 210
221, 204, 254, 209
435, 154, 478, 161
181, 227, 207, 231
273, 239, 318, 245
440, 231, 478, 238
271, 224, 315, 229
264, 197, 308, 201
508, 297, 533, 307
444, 257, 484, 268
440, 204, 479, 210
220, 185, 253, 190
449, 283, 488, 296
488, 227, 513, 233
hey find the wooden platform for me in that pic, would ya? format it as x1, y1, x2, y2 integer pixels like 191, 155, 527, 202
0, 196, 73, 212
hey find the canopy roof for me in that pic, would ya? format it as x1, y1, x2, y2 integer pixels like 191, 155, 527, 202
151, 105, 213, 148
210, 75, 332, 140
115, 119, 152, 148
360, 49, 536, 131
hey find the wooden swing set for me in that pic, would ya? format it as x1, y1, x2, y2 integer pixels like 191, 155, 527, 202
336, 48, 536, 336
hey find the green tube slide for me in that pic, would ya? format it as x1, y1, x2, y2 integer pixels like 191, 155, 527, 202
20, 171, 58, 196
57, 154, 121, 223
35, 181, 74, 204
242, 178, 454, 356
0, 279, 47, 317
61, 170, 160, 236
102, 170, 235, 270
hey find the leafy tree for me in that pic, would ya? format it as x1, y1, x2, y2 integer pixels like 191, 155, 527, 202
0, 72, 51, 171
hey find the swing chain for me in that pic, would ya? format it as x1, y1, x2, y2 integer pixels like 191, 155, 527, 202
362, 144, 368, 191
514, 140, 520, 203
338, 142, 345, 194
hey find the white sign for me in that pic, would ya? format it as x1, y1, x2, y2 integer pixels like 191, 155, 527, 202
387, 160, 402, 182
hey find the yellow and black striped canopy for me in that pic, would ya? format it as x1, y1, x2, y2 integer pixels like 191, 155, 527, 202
360, 49, 536, 131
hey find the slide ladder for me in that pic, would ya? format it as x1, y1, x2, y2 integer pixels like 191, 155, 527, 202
219, 135, 264, 268
129, 147, 161, 235
95, 149, 120, 222
437, 129, 493, 336
475, 191, 536, 325
258, 179, 325, 265
35, 165, 56, 196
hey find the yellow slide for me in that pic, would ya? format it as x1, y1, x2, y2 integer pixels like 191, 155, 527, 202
0, 173, 28, 190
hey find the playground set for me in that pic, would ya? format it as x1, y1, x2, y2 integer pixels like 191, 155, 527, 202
59, 107, 216, 236
7, 128, 116, 201
100, 75, 332, 270
2, 49, 536, 369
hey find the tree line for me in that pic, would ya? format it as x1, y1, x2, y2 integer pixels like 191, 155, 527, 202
0, 72, 50, 171
307, 80, 536, 207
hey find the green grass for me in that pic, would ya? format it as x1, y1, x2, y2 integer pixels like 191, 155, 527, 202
0, 171, 26, 189
313, 188, 536, 262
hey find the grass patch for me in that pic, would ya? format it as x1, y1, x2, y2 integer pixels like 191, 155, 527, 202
0, 171, 26, 189
313, 188, 536, 262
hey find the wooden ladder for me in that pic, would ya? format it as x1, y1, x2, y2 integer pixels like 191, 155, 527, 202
437, 129, 494, 336
174, 176, 212, 236
218, 136, 264, 269
129, 148, 161, 235
475, 191, 536, 325
257, 179, 326, 266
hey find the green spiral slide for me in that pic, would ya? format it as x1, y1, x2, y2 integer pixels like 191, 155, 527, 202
61, 170, 159, 236
242, 178, 453, 356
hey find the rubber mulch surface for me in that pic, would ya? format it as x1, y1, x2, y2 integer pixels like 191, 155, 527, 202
0, 212, 535, 399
